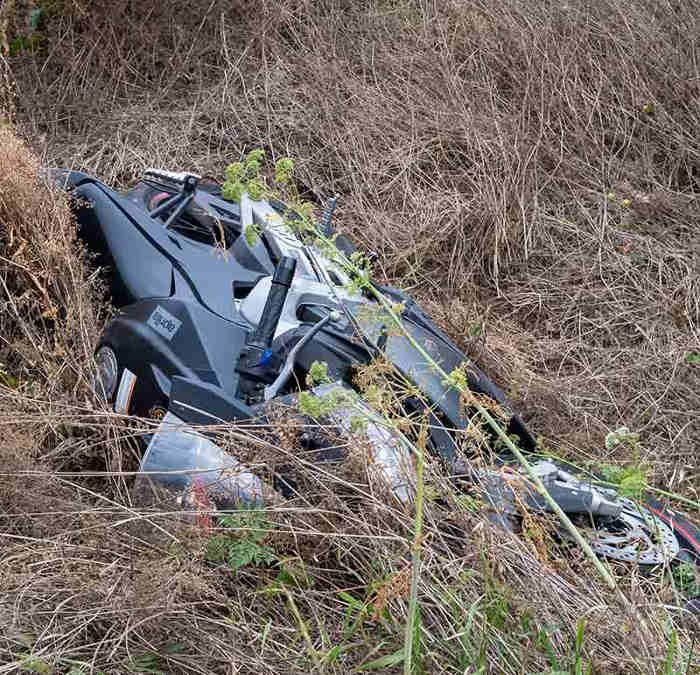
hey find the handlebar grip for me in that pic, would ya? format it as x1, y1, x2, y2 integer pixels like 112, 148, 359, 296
248, 256, 297, 349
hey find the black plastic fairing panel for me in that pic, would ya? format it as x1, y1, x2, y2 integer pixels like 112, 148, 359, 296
100, 299, 250, 415
373, 286, 537, 451
74, 183, 270, 321
171, 235, 268, 319
169, 376, 254, 425
386, 318, 536, 450
101, 316, 198, 416
286, 311, 535, 459
75, 183, 173, 303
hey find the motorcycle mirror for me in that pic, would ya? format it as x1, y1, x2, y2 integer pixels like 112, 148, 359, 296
134, 411, 269, 510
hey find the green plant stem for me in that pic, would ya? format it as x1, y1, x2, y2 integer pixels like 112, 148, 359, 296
403, 426, 425, 675
283, 585, 321, 669
362, 285, 619, 591
356, 278, 656, 639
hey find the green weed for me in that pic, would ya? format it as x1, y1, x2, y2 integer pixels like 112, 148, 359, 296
205, 510, 277, 571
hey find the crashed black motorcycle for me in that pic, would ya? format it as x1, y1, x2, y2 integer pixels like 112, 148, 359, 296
44, 166, 700, 573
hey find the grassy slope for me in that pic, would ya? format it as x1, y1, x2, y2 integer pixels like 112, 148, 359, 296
2, 0, 700, 672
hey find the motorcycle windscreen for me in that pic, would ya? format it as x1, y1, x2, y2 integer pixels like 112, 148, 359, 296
134, 412, 269, 509
351, 311, 468, 439
352, 308, 537, 454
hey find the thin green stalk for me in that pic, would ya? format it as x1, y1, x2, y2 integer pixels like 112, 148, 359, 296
354, 271, 651, 638
403, 422, 426, 675
283, 585, 321, 669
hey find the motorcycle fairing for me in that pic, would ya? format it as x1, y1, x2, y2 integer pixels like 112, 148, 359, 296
99, 297, 251, 415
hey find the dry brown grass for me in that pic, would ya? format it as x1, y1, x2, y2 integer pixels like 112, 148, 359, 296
1, 0, 700, 672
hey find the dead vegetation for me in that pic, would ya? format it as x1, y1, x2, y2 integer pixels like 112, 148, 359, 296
1, 0, 700, 672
